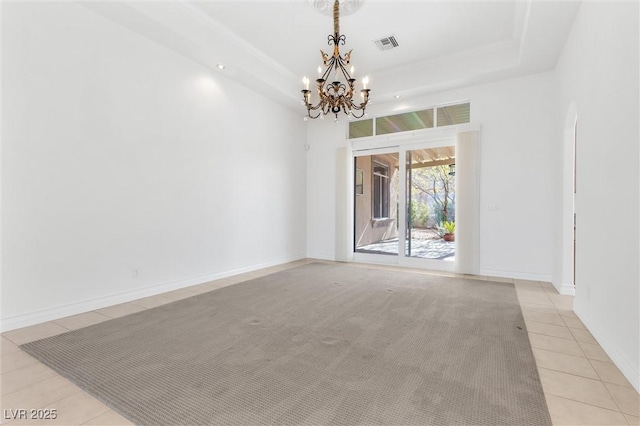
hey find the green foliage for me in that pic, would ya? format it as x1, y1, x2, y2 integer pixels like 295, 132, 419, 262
410, 200, 429, 227
443, 220, 456, 233
410, 164, 456, 225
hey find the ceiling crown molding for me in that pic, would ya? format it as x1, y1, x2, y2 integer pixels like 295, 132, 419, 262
82, 0, 579, 111
82, 1, 300, 110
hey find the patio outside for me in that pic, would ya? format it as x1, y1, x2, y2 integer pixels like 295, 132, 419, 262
357, 228, 455, 261
354, 148, 456, 262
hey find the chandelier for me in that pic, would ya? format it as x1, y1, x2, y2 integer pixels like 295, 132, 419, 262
301, 0, 370, 121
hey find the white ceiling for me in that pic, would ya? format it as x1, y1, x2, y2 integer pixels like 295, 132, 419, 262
84, 0, 580, 111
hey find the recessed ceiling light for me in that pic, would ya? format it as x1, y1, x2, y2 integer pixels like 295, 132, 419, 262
394, 95, 402, 99
216, 64, 225, 70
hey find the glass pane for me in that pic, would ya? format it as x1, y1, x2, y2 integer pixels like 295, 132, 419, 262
348, 119, 374, 139
354, 154, 399, 255
373, 164, 388, 176
375, 109, 434, 136
405, 147, 456, 261
405, 150, 412, 257
437, 102, 470, 127
373, 174, 382, 218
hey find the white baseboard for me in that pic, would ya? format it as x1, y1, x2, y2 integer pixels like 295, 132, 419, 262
0, 254, 306, 333
574, 306, 640, 393
552, 281, 576, 296
305, 254, 336, 261
480, 268, 552, 283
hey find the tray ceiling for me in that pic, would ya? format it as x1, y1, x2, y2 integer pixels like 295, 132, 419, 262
83, 1, 580, 111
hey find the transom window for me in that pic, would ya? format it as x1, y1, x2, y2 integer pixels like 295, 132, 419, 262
349, 102, 470, 139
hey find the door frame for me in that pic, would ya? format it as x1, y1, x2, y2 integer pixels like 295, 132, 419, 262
557, 102, 577, 295
351, 137, 457, 272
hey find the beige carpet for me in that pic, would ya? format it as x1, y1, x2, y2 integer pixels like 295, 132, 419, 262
22, 263, 551, 425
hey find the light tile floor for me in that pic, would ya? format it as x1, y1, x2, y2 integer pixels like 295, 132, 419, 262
1, 260, 638, 425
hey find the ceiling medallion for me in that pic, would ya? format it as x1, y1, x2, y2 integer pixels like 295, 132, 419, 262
301, 0, 370, 121
308, 0, 364, 17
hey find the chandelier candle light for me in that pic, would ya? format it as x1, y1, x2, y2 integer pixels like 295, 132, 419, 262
301, 0, 370, 120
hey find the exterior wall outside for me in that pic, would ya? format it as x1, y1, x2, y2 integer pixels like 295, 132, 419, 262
354, 156, 399, 248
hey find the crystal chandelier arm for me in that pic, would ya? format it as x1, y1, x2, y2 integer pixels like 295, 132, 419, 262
349, 109, 367, 119
302, 91, 323, 119
351, 89, 370, 108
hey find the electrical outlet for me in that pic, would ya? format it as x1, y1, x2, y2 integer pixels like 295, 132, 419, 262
132, 269, 139, 279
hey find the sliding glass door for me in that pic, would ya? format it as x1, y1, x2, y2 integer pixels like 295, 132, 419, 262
353, 143, 456, 269
405, 147, 456, 261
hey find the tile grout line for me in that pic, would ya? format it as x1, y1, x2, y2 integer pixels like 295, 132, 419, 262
547, 295, 578, 358
52, 316, 109, 331
586, 358, 635, 389
536, 366, 625, 413
530, 345, 592, 362
2, 377, 89, 413
539, 296, 632, 420
80, 408, 122, 426
43, 391, 111, 426
0, 370, 58, 399
601, 381, 633, 418
527, 322, 576, 331
584, 355, 609, 386
526, 330, 578, 342
547, 393, 632, 420
528, 342, 587, 359
3, 327, 71, 346
534, 363, 602, 382
518, 286, 633, 422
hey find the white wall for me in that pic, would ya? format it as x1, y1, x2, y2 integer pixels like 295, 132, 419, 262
305, 120, 345, 260
554, 1, 639, 391
307, 72, 557, 281
2, 2, 307, 330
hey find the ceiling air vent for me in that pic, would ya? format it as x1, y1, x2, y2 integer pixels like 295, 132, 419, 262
374, 36, 399, 51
